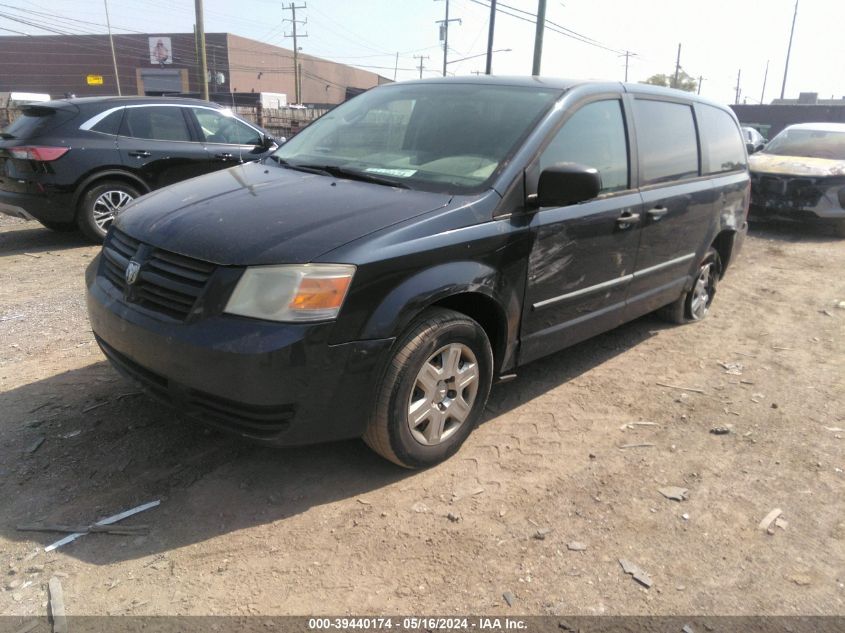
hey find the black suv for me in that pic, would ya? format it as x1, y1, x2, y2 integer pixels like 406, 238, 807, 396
87, 77, 750, 468
0, 96, 276, 241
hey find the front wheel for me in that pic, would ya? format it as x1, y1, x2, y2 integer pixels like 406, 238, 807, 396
77, 181, 141, 243
658, 248, 721, 324
363, 308, 494, 469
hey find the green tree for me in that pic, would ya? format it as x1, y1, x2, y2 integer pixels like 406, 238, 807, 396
642, 70, 698, 93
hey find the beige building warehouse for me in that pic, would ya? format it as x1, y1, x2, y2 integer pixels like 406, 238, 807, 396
0, 32, 390, 105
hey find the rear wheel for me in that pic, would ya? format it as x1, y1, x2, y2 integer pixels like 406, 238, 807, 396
77, 181, 141, 243
658, 248, 721, 324
363, 308, 493, 469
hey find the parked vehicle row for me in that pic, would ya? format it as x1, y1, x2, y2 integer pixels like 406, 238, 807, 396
84, 77, 749, 467
0, 96, 277, 241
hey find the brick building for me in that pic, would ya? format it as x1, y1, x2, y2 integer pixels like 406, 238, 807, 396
0, 33, 389, 105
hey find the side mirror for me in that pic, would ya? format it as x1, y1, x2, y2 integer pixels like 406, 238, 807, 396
535, 163, 602, 208
746, 142, 756, 155
262, 134, 277, 149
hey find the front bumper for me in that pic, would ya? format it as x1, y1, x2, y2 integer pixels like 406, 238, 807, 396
86, 259, 394, 445
749, 172, 845, 222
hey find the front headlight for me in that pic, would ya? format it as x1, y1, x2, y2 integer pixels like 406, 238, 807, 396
224, 264, 356, 322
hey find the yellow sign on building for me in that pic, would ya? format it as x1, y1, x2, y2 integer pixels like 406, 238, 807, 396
86, 75, 104, 86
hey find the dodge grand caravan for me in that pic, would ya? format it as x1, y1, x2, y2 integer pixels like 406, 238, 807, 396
86, 77, 749, 468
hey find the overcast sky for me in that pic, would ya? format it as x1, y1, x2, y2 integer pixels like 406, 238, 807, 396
2, 0, 842, 106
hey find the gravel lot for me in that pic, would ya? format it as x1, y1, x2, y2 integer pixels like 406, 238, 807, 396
1, 215, 843, 616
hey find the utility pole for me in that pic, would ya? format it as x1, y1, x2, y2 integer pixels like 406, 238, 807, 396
195, 0, 209, 100
531, 0, 547, 76
780, 0, 798, 99
435, 0, 461, 77
619, 50, 635, 82
734, 68, 742, 104
284, 2, 308, 104
760, 59, 769, 104
103, 0, 121, 95
697, 75, 703, 95
672, 43, 681, 89
393, 52, 399, 81
484, 0, 496, 75
414, 55, 429, 79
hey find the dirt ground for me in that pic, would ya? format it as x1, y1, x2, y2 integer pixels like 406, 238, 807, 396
0, 215, 843, 617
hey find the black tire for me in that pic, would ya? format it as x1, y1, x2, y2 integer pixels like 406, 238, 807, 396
39, 220, 76, 233
657, 248, 722, 324
76, 180, 141, 243
363, 308, 494, 469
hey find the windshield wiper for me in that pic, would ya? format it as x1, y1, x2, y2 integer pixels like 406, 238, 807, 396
0, 133, 15, 139
299, 164, 411, 189
268, 156, 332, 175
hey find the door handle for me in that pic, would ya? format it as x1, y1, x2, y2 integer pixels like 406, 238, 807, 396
616, 212, 641, 229
647, 206, 669, 220
214, 153, 234, 160
128, 150, 151, 158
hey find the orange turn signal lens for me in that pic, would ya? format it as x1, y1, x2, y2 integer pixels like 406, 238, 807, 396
289, 275, 353, 311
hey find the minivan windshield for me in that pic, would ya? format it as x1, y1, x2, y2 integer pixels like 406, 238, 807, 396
763, 127, 845, 160
272, 83, 562, 193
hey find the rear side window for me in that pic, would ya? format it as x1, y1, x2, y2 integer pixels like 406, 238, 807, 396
698, 105, 746, 173
120, 107, 192, 142
633, 99, 699, 185
539, 99, 629, 193
91, 109, 124, 135
1, 106, 75, 140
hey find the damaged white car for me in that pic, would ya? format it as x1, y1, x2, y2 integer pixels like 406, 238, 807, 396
748, 122, 845, 237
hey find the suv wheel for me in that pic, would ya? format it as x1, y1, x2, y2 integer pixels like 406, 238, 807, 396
363, 308, 493, 469
77, 181, 141, 242
658, 248, 721, 324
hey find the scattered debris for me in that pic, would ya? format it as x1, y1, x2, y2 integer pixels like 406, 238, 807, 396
0, 313, 25, 322
558, 622, 576, 632
60, 430, 81, 439
835, 301, 845, 310
356, 498, 371, 505
18, 523, 149, 536
24, 436, 45, 454
658, 487, 689, 502
771, 346, 794, 351
788, 574, 812, 586
825, 427, 845, 433
758, 508, 783, 533
619, 421, 660, 430
23, 252, 41, 259
502, 591, 515, 607
567, 541, 587, 551
775, 517, 788, 531
45, 499, 161, 552
446, 512, 460, 523
82, 401, 108, 414
533, 528, 551, 540
710, 426, 731, 435
682, 513, 690, 521
718, 361, 744, 375
619, 558, 653, 588
656, 382, 705, 394
740, 379, 754, 385
682, 625, 695, 633
618, 443, 656, 449
820, 309, 833, 317
48, 576, 67, 633
411, 502, 429, 514
116, 391, 143, 400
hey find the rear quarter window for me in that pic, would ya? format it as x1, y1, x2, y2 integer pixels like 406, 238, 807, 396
633, 99, 699, 185
1, 106, 76, 140
698, 105, 747, 173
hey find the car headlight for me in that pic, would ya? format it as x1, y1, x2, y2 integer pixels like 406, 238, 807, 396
224, 264, 355, 322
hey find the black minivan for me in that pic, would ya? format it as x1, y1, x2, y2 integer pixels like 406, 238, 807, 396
86, 77, 749, 468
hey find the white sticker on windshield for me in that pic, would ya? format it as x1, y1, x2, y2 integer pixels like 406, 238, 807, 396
363, 167, 417, 178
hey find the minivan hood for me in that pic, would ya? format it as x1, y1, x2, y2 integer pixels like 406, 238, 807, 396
116, 161, 452, 265
749, 153, 845, 177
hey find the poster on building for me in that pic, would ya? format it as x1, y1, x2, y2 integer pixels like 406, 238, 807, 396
149, 37, 172, 65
